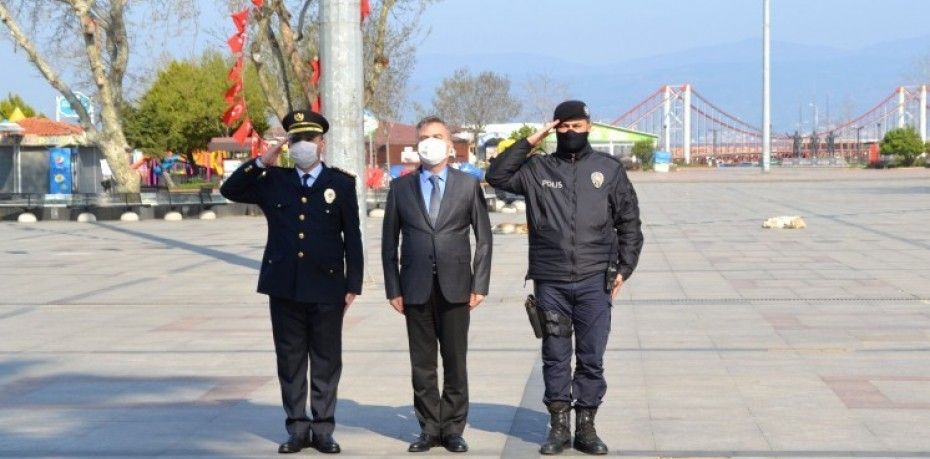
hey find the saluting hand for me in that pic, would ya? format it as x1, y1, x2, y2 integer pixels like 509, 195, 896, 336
260, 138, 286, 166
527, 120, 561, 147
389, 296, 404, 314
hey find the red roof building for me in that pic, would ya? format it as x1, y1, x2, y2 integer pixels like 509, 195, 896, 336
17, 117, 84, 136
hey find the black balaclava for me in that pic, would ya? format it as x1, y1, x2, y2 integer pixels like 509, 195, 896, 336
552, 100, 591, 157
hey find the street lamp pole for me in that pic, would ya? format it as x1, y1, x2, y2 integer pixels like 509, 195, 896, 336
761, 0, 772, 172
320, 0, 366, 244
856, 126, 863, 163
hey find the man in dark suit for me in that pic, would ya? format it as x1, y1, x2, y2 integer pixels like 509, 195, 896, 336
220, 110, 363, 455
381, 116, 492, 453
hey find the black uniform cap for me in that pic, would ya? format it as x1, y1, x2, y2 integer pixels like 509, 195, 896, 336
282, 109, 329, 136
553, 100, 590, 122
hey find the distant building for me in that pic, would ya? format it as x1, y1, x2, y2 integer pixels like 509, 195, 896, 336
367, 122, 469, 166
0, 117, 110, 194
541, 122, 657, 160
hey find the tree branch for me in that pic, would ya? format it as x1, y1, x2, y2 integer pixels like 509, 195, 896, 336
271, 0, 313, 107
107, 0, 129, 108
249, 6, 289, 120
0, 0, 94, 129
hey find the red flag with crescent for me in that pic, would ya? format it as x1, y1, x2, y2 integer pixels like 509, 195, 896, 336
360, 0, 371, 23
227, 32, 245, 54
311, 56, 321, 86
232, 8, 249, 34
227, 57, 244, 83
224, 80, 243, 105
222, 100, 245, 126
251, 132, 265, 158
233, 118, 253, 144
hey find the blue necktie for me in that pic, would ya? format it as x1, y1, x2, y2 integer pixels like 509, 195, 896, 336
428, 175, 441, 225
302, 173, 311, 188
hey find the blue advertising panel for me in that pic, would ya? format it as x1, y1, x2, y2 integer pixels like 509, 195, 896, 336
49, 147, 73, 194
654, 150, 672, 165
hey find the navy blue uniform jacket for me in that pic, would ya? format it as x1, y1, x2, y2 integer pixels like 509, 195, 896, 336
220, 158, 364, 304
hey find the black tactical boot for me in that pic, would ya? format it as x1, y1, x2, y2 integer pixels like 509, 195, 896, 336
539, 402, 572, 455
573, 407, 608, 455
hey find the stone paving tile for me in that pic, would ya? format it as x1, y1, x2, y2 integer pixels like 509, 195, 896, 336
2, 168, 930, 457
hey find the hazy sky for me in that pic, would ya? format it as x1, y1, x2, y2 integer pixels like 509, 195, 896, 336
2, 0, 930, 118
414, 0, 930, 61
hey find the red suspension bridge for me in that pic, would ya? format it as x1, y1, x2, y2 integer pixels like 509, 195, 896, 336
610, 84, 929, 164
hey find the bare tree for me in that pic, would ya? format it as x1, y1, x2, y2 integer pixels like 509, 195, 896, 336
428, 68, 521, 156
240, 0, 429, 122
521, 72, 570, 123
0, 0, 198, 193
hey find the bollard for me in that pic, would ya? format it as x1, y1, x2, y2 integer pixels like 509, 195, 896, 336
17, 212, 37, 223
76, 212, 96, 223
199, 210, 217, 220
164, 211, 183, 221
120, 211, 140, 222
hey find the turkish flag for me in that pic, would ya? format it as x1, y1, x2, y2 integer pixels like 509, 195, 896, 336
232, 8, 249, 34
312, 96, 321, 113
250, 133, 266, 158
222, 100, 245, 126
311, 56, 321, 86
227, 32, 245, 54
224, 80, 243, 105
233, 118, 253, 144
251, 0, 264, 7
360, 0, 371, 23
227, 57, 244, 83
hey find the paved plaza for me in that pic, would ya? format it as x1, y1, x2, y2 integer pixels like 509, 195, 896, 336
1, 167, 929, 458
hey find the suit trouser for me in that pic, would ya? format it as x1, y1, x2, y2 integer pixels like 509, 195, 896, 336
405, 276, 470, 437
269, 296, 343, 436
535, 275, 612, 408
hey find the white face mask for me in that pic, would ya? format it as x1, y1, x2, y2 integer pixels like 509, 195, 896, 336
289, 141, 319, 170
417, 137, 450, 166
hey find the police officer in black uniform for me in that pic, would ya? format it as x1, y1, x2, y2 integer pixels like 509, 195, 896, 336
220, 110, 363, 455
486, 101, 644, 455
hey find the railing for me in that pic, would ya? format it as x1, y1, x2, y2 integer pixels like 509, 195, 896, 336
0, 189, 227, 210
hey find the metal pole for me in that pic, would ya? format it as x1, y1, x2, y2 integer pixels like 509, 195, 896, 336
856, 126, 862, 162
15, 140, 21, 193
683, 84, 692, 164
368, 131, 374, 167
663, 85, 672, 151
920, 84, 927, 142
898, 86, 906, 129
761, 0, 771, 172
320, 0, 366, 244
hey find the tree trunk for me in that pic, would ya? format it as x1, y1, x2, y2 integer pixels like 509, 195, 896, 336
96, 138, 139, 193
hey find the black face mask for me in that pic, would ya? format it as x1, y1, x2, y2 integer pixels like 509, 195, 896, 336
556, 130, 588, 155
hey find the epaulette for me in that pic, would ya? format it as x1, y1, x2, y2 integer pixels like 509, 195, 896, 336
329, 166, 356, 178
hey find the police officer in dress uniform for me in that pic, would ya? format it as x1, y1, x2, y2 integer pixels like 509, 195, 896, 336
486, 101, 644, 455
220, 110, 363, 455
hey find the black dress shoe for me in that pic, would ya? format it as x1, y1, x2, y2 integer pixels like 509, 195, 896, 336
312, 433, 341, 454
443, 434, 469, 453
278, 433, 310, 454
408, 433, 441, 452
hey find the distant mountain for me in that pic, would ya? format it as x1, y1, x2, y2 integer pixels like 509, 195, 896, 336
408, 36, 930, 131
